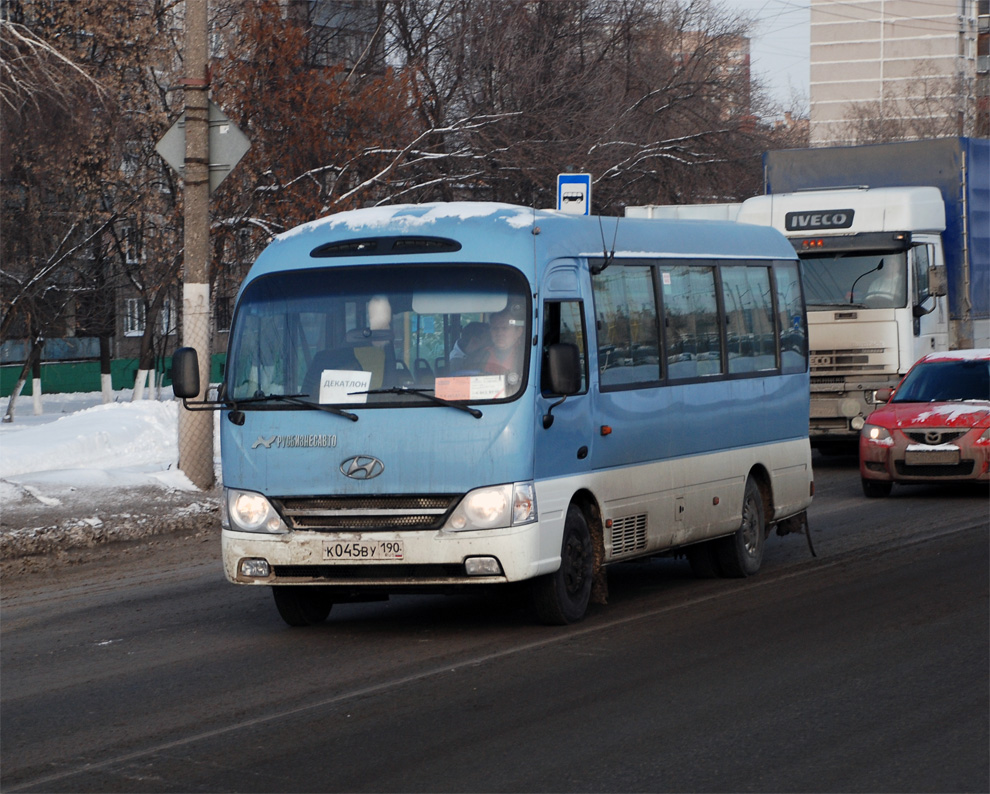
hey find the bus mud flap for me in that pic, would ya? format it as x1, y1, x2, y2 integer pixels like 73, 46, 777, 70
774, 510, 816, 558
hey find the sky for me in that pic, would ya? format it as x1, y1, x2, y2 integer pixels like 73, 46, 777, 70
730, 0, 811, 114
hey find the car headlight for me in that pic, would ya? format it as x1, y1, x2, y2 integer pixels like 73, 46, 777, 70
224, 488, 288, 534
978, 427, 990, 445
445, 482, 537, 531
862, 423, 892, 443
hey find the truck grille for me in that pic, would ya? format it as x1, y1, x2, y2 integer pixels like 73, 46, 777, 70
272, 495, 460, 531
810, 348, 885, 373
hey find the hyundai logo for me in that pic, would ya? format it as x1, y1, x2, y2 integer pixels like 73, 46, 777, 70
340, 455, 385, 480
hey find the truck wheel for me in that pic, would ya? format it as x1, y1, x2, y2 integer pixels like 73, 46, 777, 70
530, 504, 593, 625
861, 478, 892, 498
272, 586, 333, 626
715, 477, 766, 578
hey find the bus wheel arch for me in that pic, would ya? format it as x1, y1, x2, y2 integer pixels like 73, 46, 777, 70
747, 464, 774, 528
529, 497, 598, 624
714, 472, 768, 578
573, 490, 608, 606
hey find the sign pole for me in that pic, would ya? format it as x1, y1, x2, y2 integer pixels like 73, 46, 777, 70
177, 0, 214, 490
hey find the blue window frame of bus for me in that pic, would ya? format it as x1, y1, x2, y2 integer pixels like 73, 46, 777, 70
592, 262, 662, 389
774, 260, 807, 374
541, 300, 588, 395
721, 264, 778, 374
224, 264, 531, 406
660, 262, 723, 380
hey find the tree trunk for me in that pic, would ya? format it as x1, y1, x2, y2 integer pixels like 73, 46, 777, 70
31, 354, 42, 415
2, 337, 43, 423
100, 335, 113, 403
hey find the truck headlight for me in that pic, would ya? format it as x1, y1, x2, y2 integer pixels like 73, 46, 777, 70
224, 488, 288, 534
445, 482, 537, 531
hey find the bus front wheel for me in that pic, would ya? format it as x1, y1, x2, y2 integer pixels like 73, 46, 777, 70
530, 504, 593, 625
272, 586, 334, 626
715, 477, 766, 577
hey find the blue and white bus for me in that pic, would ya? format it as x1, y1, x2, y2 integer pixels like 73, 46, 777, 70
173, 202, 814, 626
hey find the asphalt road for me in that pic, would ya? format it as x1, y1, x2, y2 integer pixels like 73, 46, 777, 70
2, 454, 987, 793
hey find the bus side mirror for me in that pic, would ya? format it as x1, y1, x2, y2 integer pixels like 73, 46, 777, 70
547, 343, 581, 396
542, 343, 582, 429
171, 347, 201, 399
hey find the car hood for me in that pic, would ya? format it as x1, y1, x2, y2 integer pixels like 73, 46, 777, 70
870, 401, 990, 429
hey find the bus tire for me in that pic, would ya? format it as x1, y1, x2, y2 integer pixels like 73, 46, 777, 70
861, 478, 892, 498
715, 477, 765, 578
272, 586, 333, 626
530, 504, 593, 625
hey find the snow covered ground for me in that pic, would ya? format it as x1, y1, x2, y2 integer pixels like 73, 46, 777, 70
0, 390, 220, 559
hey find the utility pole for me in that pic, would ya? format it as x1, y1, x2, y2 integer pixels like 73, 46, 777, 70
177, 0, 214, 489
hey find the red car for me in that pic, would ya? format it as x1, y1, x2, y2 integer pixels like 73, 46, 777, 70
859, 349, 990, 497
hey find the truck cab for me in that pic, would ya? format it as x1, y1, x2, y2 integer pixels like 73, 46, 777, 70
738, 186, 948, 448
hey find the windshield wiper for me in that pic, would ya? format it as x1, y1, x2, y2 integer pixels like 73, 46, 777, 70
228, 392, 359, 422
353, 386, 483, 418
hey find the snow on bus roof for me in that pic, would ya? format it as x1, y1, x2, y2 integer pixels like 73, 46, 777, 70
277, 202, 535, 241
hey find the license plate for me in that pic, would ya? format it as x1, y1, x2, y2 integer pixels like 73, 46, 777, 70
323, 540, 404, 561
905, 448, 960, 466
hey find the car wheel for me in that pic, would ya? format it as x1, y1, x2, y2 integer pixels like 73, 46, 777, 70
861, 478, 893, 498
530, 504, 593, 625
715, 477, 766, 578
272, 586, 334, 626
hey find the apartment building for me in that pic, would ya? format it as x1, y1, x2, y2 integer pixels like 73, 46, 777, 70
810, 0, 988, 145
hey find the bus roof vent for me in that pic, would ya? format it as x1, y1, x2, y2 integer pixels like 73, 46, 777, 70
311, 236, 462, 258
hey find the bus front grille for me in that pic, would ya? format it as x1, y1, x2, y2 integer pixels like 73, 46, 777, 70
273, 495, 460, 531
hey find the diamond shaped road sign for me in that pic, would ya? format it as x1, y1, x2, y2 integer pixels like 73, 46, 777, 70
155, 100, 251, 194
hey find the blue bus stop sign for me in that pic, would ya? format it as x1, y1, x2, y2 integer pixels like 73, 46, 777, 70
557, 173, 592, 215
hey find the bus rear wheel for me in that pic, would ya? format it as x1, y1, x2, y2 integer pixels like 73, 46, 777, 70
715, 477, 766, 578
272, 586, 334, 626
530, 504, 593, 625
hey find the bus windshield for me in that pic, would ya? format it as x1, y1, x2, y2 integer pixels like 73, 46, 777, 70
225, 263, 531, 407
801, 251, 907, 309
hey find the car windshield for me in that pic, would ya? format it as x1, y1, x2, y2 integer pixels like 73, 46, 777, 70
801, 251, 907, 309
893, 359, 990, 403
225, 263, 531, 408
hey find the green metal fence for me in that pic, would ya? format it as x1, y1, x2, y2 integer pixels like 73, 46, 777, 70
0, 355, 226, 397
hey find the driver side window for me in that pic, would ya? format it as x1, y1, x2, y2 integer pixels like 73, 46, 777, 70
913, 244, 931, 304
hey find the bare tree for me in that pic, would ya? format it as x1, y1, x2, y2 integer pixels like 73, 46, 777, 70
1, 0, 185, 413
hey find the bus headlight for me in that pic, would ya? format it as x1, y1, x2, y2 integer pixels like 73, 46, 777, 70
224, 488, 288, 534
445, 482, 538, 531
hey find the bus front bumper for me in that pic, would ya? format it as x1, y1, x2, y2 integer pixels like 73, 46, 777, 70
222, 522, 558, 589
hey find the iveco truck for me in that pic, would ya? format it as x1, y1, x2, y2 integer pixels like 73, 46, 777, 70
736, 138, 988, 449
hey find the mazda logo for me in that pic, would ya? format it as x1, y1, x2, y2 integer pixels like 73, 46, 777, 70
340, 455, 385, 480
924, 431, 942, 445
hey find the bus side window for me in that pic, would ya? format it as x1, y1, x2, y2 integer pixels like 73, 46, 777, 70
541, 300, 588, 395
722, 265, 777, 374
774, 261, 807, 374
592, 265, 661, 388
661, 264, 722, 380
